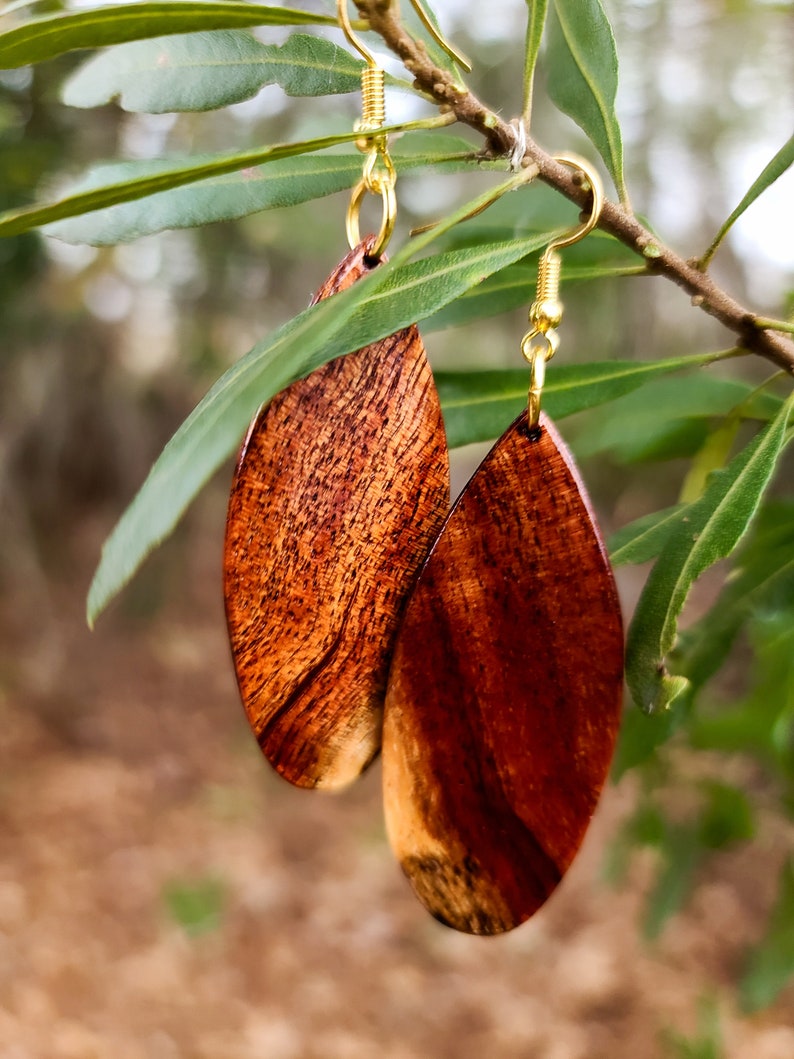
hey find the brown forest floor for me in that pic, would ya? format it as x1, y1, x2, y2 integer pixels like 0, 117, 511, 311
1, 503, 793, 1059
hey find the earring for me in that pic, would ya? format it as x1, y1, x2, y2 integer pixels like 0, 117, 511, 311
223, 3, 451, 791
382, 156, 625, 934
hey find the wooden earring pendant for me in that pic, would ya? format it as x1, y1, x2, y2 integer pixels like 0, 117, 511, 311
382, 158, 624, 934
224, 236, 449, 791
224, 11, 451, 791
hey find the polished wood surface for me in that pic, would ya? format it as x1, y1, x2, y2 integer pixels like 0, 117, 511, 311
224, 238, 449, 790
383, 412, 623, 933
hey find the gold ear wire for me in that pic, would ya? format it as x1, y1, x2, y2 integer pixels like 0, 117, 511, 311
545, 153, 605, 252
521, 155, 604, 426
335, 0, 470, 258
337, 0, 397, 260
337, 0, 470, 72
336, 0, 375, 65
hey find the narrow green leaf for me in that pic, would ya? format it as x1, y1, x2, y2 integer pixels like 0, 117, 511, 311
425, 258, 644, 332
741, 859, 794, 1012
46, 154, 361, 244
679, 502, 794, 697
576, 374, 783, 463
608, 504, 686, 567
643, 824, 702, 939
522, 0, 549, 124
587, 419, 711, 466
679, 418, 741, 503
748, 619, 794, 768
547, 0, 627, 202
662, 995, 724, 1059
698, 782, 755, 849
0, 116, 453, 239
87, 182, 543, 624
604, 799, 666, 885
0, 3, 338, 68
436, 353, 726, 449
61, 32, 374, 113
163, 876, 225, 936
625, 393, 794, 715
688, 613, 794, 772
403, 0, 466, 81
701, 133, 794, 268
611, 702, 685, 778
45, 137, 476, 246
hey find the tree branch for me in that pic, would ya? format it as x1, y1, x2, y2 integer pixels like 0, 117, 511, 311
360, 0, 794, 376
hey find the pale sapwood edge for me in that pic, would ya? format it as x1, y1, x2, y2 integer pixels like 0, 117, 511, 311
357, 0, 794, 376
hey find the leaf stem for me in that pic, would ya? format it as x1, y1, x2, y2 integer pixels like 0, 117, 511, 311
755, 318, 794, 336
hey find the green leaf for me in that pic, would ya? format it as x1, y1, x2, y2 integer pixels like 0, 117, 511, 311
662, 995, 724, 1059
45, 137, 476, 246
611, 700, 685, 778
0, 116, 453, 239
47, 154, 361, 244
87, 181, 545, 625
163, 876, 225, 936
701, 133, 794, 268
697, 782, 755, 849
689, 614, 794, 772
644, 823, 702, 939
625, 393, 793, 714
756, 620, 794, 769
436, 352, 727, 449
680, 502, 794, 698
61, 32, 373, 113
589, 419, 712, 466
0, 3, 337, 68
679, 418, 741, 503
522, 0, 549, 123
604, 799, 666, 886
547, 0, 627, 202
402, 0, 467, 81
741, 859, 794, 1012
576, 374, 783, 464
425, 257, 644, 332
608, 504, 686, 567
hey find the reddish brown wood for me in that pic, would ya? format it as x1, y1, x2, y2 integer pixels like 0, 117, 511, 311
383, 412, 623, 934
224, 237, 449, 791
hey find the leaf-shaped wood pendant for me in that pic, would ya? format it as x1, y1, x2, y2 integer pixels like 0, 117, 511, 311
383, 412, 623, 934
224, 239, 449, 791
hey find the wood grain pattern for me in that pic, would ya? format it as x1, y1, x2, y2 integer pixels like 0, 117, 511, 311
224, 237, 449, 791
383, 412, 623, 934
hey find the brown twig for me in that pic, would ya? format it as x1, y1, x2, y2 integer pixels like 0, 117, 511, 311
359, 0, 794, 375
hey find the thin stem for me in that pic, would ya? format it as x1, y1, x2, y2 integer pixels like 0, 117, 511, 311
704, 346, 749, 363
755, 318, 794, 336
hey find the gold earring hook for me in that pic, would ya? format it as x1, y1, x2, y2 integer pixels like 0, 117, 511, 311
546, 153, 604, 252
335, 0, 469, 259
522, 154, 604, 427
337, 0, 397, 260
336, 0, 375, 66
337, 0, 471, 72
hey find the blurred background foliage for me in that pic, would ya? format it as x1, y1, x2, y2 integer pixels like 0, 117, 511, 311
1, 0, 793, 1043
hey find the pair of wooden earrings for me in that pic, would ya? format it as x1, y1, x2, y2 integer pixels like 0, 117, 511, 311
223, 7, 624, 935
